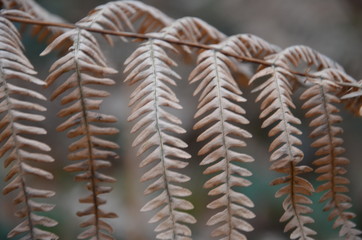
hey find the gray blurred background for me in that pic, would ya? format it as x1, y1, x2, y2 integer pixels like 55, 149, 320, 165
0, 0, 361, 239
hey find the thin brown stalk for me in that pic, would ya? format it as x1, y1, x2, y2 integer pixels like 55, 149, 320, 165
3, 15, 321, 79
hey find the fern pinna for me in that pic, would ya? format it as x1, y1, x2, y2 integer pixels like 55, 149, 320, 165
189, 34, 277, 240
41, 27, 120, 239
301, 69, 362, 239
0, 0, 67, 39
249, 46, 350, 240
0, 0, 361, 240
124, 36, 196, 240
0, 12, 58, 240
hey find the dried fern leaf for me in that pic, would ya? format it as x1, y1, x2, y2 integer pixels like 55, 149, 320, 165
301, 70, 362, 239
41, 27, 119, 240
325, 70, 362, 116
158, 16, 226, 54
123, 18, 226, 238
190, 38, 265, 239
125, 1, 173, 33
188, 34, 278, 239
271, 45, 343, 72
125, 38, 196, 240
342, 81, 362, 116
219, 34, 279, 59
219, 33, 280, 85
0, 15, 58, 240
1, 0, 68, 45
304, 68, 362, 116
250, 45, 348, 240
251, 62, 315, 240
77, 0, 173, 44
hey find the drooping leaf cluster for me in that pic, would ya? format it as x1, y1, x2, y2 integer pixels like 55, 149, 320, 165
0, 1, 361, 240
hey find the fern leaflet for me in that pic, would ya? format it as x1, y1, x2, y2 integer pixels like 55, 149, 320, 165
0, 13, 58, 240
301, 70, 362, 239
41, 27, 119, 240
125, 37, 196, 240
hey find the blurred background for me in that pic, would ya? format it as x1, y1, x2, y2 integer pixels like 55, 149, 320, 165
0, 0, 361, 239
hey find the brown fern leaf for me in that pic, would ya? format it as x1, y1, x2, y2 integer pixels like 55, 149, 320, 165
250, 63, 315, 240
342, 80, 362, 116
158, 16, 226, 54
305, 68, 362, 116
301, 70, 362, 239
272, 45, 343, 73
324, 70, 362, 116
1, 0, 68, 44
0, 15, 58, 240
125, 1, 173, 33
124, 38, 196, 240
77, 0, 173, 44
41, 28, 119, 240
188, 34, 278, 240
189, 43, 250, 240
221, 34, 280, 85
250, 45, 347, 240
220, 34, 279, 59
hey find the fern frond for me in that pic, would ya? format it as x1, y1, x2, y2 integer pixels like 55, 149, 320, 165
301, 70, 362, 239
115, 0, 173, 34
189, 42, 251, 240
125, 38, 196, 240
77, 0, 172, 45
159, 16, 226, 54
250, 63, 315, 240
188, 34, 278, 239
250, 45, 348, 240
273, 45, 343, 72
342, 81, 362, 116
220, 34, 279, 58
41, 27, 119, 240
0, 15, 58, 240
1, 0, 68, 44
222, 34, 280, 84
324, 70, 362, 116
306, 68, 362, 117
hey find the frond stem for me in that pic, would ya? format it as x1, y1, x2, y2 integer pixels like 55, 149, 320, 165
74, 28, 101, 239
4, 15, 321, 80
212, 50, 233, 238
149, 39, 177, 239
272, 66, 295, 166
289, 162, 308, 240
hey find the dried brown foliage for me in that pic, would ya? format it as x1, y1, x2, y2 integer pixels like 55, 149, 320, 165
0, 1, 361, 240
0, 13, 58, 240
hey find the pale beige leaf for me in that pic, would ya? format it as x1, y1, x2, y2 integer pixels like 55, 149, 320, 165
300, 72, 360, 239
